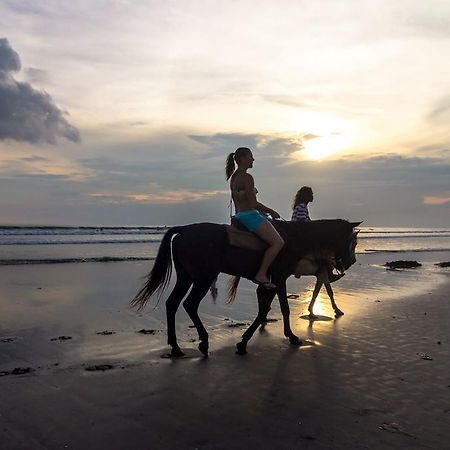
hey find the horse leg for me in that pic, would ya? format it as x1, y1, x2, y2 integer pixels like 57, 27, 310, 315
308, 272, 325, 319
183, 277, 217, 357
165, 268, 193, 357
236, 286, 273, 355
261, 288, 277, 323
277, 282, 302, 346
324, 280, 344, 317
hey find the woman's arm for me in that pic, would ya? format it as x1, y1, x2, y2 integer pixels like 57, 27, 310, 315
244, 174, 281, 218
256, 201, 280, 218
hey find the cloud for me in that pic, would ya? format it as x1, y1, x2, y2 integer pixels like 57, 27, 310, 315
24, 67, 51, 84
0, 38, 80, 144
188, 132, 304, 158
188, 133, 260, 152
428, 95, 450, 121
89, 184, 228, 205
0, 37, 20, 71
261, 94, 313, 109
423, 195, 450, 206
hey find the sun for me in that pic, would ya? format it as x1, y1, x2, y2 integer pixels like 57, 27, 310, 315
303, 134, 348, 160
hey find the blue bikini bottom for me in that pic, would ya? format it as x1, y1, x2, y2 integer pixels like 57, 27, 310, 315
234, 209, 266, 232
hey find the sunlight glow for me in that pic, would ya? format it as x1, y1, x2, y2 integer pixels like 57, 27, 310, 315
303, 134, 349, 160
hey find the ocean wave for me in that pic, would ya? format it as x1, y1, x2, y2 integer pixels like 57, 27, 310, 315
0, 226, 169, 236
360, 229, 450, 234
0, 256, 155, 266
0, 238, 163, 246
359, 233, 450, 239
363, 248, 450, 254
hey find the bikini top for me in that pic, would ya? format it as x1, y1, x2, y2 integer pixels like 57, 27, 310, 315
231, 186, 258, 197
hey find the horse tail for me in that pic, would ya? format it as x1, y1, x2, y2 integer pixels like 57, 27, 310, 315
130, 226, 183, 311
227, 276, 241, 304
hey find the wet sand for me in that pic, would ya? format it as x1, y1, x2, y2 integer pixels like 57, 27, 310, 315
1, 261, 450, 449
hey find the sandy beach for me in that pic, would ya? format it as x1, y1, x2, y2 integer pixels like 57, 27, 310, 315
1, 258, 450, 450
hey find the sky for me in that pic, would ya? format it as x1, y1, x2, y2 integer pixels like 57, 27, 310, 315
0, 0, 449, 227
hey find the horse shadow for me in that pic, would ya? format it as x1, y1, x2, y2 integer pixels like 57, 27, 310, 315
299, 314, 334, 322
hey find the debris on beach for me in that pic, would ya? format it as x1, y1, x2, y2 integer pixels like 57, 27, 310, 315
300, 435, 317, 441
137, 329, 159, 335
0, 367, 35, 377
12, 367, 35, 375
50, 335, 72, 341
418, 352, 433, 360
85, 364, 114, 372
161, 353, 189, 359
379, 422, 415, 438
435, 261, 450, 267
227, 322, 249, 328
287, 293, 300, 299
96, 330, 116, 335
385, 260, 422, 270
1, 337, 15, 343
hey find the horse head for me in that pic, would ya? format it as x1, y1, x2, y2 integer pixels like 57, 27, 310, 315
335, 221, 362, 271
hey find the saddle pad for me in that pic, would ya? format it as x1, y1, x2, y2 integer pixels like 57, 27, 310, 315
224, 225, 267, 251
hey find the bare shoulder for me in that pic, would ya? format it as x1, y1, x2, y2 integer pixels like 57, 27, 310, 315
241, 172, 254, 185
232, 171, 254, 185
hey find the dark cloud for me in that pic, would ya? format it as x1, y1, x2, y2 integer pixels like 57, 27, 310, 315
0, 38, 20, 71
188, 132, 303, 157
24, 67, 51, 84
0, 38, 80, 144
189, 133, 260, 151
1, 146, 449, 226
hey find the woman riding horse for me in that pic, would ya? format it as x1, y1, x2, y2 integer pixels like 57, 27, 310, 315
226, 147, 283, 289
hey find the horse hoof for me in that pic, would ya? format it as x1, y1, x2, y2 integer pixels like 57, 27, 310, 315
198, 341, 209, 357
289, 336, 303, 346
236, 342, 247, 355
171, 347, 186, 358
335, 310, 344, 317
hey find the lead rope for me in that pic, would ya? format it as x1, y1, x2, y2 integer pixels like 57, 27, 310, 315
228, 195, 233, 221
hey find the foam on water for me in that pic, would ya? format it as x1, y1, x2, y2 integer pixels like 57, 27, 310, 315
0, 225, 449, 265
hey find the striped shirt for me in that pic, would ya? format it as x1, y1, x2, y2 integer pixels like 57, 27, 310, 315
291, 203, 310, 222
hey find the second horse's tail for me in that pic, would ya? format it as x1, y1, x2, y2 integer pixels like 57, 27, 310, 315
227, 276, 241, 304
130, 226, 184, 311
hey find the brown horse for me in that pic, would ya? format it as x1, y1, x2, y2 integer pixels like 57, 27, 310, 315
130, 219, 361, 356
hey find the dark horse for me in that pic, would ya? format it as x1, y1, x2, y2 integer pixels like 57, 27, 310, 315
130, 219, 361, 357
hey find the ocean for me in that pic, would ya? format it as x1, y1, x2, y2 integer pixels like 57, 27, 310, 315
1, 225, 449, 266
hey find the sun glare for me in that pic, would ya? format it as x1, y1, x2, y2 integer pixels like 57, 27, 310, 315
303, 134, 348, 160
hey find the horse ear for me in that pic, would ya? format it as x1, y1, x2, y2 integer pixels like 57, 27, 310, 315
350, 221, 363, 228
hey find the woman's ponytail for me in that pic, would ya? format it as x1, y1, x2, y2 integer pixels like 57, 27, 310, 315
225, 153, 235, 180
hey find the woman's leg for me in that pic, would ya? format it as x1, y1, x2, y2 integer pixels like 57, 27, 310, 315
253, 220, 284, 283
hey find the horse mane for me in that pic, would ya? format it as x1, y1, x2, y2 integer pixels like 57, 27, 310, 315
275, 219, 352, 256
